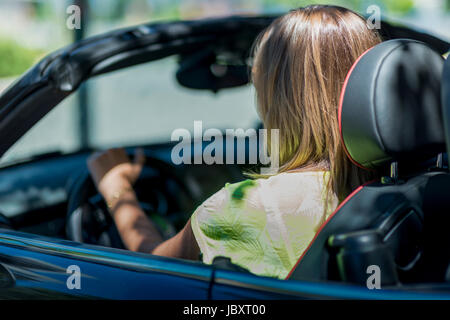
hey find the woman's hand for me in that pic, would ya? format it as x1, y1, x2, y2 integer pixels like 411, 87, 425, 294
87, 148, 146, 202
87, 147, 165, 252
87, 147, 199, 258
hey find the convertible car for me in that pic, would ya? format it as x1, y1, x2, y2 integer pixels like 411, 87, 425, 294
0, 13, 449, 300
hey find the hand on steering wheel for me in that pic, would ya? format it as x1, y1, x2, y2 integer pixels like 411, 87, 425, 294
87, 148, 145, 208
66, 147, 197, 248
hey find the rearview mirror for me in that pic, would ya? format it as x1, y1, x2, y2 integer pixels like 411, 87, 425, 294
176, 50, 249, 92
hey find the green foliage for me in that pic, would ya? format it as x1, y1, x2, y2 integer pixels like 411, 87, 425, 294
150, 5, 180, 21
0, 38, 43, 77
381, 0, 414, 14
257, 0, 415, 15
260, 0, 361, 11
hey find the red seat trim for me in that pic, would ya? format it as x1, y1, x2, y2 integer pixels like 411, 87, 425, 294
285, 179, 377, 280
338, 47, 374, 171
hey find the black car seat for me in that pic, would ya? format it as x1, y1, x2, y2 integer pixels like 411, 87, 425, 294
287, 39, 449, 286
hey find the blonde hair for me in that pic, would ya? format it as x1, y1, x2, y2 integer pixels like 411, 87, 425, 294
251, 5, 382, 201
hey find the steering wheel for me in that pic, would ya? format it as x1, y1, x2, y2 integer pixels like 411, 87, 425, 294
66, 150, 197, 249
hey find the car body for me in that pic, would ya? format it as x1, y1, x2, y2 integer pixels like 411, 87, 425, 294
0, 15, 449, 300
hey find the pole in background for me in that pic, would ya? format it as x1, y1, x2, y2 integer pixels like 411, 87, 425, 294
73, 0, 90, 150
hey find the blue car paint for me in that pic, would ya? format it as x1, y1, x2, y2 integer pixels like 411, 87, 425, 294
1, 229, 450, 299
0, 229, 212, 299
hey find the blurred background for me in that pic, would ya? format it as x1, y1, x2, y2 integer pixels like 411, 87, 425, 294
0, 0, 449, 164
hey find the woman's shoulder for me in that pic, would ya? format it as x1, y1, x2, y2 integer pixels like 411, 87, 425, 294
196, 170, 332, 215
222, 171, 331, 207
222, 170, 330, 194
194, 179, 261, 216
225, 170, 329, 187
223, 179, 259, 201
257, 170, 330, 190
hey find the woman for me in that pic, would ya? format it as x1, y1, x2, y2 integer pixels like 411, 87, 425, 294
87, 5, 382, 279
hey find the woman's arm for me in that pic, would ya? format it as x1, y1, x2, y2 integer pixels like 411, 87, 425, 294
87, 148, 199, 260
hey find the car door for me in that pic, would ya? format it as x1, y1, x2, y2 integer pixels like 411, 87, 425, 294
0, 229, 213, 299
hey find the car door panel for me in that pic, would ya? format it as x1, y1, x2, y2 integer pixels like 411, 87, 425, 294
0, 229, 212, 299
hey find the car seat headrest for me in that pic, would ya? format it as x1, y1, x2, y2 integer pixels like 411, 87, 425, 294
339, 39, 445, 171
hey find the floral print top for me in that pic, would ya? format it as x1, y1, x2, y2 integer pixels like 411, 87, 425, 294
190, 171, 338, 279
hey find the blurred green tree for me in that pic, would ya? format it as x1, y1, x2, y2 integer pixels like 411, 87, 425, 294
259, 0, 361, 11
381, 0, 414, 14
0, 38, 42, 77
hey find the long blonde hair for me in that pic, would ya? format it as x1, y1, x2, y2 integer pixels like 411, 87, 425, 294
251, 5, 382, 201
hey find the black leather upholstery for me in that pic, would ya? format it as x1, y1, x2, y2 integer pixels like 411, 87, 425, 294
289, 40, 450, 285
340, 39, 445, 170
290, 172, 450, 284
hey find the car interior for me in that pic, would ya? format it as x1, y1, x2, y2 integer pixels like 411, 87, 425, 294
0, 29, 449, 291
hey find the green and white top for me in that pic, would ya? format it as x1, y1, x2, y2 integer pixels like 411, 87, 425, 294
190, 171, 338, 279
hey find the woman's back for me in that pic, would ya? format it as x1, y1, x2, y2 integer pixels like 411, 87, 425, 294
191, 171, 338, 279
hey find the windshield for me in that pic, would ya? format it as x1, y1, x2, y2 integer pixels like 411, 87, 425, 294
0, 57, 259, 165
0, 0, 449, 165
